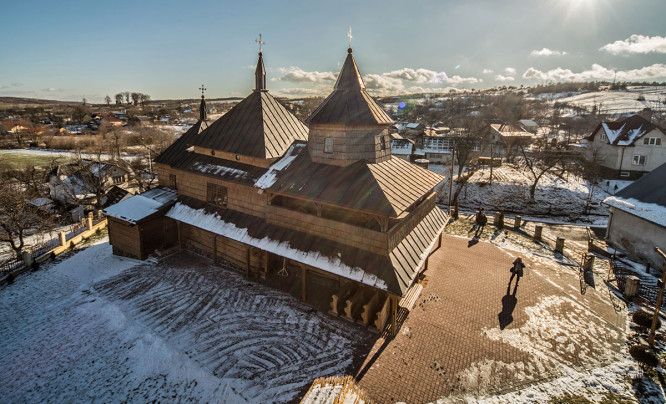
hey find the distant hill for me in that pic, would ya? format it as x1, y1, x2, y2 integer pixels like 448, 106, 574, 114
0, 96, 78, 105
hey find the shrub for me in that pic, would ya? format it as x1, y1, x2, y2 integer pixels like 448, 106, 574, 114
629, 344, 659, 368
633, 310, 661, 329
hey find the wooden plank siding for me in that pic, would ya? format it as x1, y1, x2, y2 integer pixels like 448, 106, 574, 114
265, 204, 388, 255
388, 192, 436, 251
108, 217, 142, 259
157, 165, 267, 218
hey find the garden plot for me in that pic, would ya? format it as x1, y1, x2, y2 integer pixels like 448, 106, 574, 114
0, 238, 371, 403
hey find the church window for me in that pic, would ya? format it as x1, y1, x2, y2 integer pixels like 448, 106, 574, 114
207, 183, 228, 207
169, 174, 177, 189
324, 138, 334, 153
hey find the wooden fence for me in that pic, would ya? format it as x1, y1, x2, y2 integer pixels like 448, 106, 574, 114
0, 213, 107, 284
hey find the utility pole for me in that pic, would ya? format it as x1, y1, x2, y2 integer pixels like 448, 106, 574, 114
448, 144, 456, 212
648, 247, 666, 345
490, 145, 495, 186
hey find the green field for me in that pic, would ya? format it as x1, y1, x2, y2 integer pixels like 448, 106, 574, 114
0, 150, 77, 169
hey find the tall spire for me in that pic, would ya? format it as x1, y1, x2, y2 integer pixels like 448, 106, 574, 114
199, 84, 207, 121
254, 33, 267, 91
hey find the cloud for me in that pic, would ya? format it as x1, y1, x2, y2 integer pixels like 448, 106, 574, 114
495, 75, 515, 82
0, 84, 7, 89
504, 67, 517, 75
364, 74, 406, 93
531, 48, 567, 57
482, 69, 494, 74
522, 63, 666, 82
275, 67, 336, 83
383, 68, 448, 83
11, 82, 23, 87
600, 35, 666, 55
43, 87, 59, 92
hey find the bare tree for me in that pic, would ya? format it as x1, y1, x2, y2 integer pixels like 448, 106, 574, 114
115, 93, 123, 105
519, 139, 568, 201
105, 95, 112, 106
0, 180, 53, 259
131, 92, 140, 106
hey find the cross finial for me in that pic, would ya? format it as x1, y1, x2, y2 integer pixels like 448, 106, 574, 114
255, 33, 265, 54
347, 26, 353, 48
199, 84, 206, 98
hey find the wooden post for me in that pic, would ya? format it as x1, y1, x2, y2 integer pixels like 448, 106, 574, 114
301, 266, 307, 301
22, 251, 33, 267
514, 215, 521, 230
648, 247, 666, 346
213, 235, 218, 265
555, 237, 565, 253
391, 295, 398, 336
59, 231, 67, 247
534, 225, 543, 241
87, 212, 94, 230
177, 221, 182, 248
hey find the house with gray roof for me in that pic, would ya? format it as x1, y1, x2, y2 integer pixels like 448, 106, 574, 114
584, 115, 666, 179
603, 162, 666, 269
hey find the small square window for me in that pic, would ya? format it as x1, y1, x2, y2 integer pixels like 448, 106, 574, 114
620, 172, 630, 177
632, 155, 646, 166
206, 183, 228, 207
324, 138, 334, 153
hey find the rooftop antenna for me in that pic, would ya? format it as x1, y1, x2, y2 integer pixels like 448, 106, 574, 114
255, 33, 265, 54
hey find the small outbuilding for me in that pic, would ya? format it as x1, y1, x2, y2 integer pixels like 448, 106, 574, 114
603, 162, 666, 269
103, 186, 178, 259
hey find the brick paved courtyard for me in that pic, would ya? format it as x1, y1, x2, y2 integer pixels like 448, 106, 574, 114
356, 234, 627, 403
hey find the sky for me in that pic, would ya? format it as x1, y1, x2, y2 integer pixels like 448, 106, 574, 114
1, 0, 665, 103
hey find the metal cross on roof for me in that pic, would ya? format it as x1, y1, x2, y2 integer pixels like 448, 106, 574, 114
255, 33, 265, 53
199, 84, 206, 97
347, 26, 353, 48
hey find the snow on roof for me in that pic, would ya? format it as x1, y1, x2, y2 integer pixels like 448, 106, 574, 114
519, 119, 538, 127
254, 142, 306, 189
103, 187, 177, 224
390, 139, 413, 155
595, 115, 659, 146
406, 122, 422, 128
192, 162, 249, 180
165, 202, 388, 290
603, 196, 666, 228
601, 122, 648, 146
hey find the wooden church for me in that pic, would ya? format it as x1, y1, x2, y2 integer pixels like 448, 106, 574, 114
104, 45, 448, 334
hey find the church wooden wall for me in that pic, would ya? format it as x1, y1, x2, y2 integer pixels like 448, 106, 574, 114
388, 193, 436, 251
157, 164, 267, 218
108, 217, 142, 259
265, 204, 388, 255
309, 124, 392, 167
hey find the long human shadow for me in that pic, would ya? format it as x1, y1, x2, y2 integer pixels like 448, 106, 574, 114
498, 274, 520, 330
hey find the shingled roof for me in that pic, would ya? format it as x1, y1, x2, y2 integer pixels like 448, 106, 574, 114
587, 115, 661, 146
189, 53, 308, 160
306, 48, 393, 125
154, 120, 206, 166
268, 147, 444, 217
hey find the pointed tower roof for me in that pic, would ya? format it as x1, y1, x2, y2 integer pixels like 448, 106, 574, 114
189, 52, 308, 160
306, 48, 393, 125
199, 84, 207, 121
255, 52, 266, 91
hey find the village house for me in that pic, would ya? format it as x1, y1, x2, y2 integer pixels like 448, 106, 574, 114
49, 161, 131, 208
603, 162, 666, 270
584, 114, 666, 180
104, 46, 448, 334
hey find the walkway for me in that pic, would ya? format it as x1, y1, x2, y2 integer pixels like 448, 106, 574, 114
356, 234, 626, 403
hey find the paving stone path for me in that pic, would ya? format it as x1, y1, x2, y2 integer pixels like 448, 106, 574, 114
356, 235, 626, 404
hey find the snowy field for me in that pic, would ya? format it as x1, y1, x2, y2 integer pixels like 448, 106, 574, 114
0, 236, 371, 403
553, 86, 666, 115
432, 164, 614, 219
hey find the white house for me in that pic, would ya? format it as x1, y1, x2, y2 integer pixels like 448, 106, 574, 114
584, 115, 666, 179
603, 162, 666, 270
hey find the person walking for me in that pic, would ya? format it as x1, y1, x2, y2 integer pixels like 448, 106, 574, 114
474, 207, 487, 237
508, 257, 525, 290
